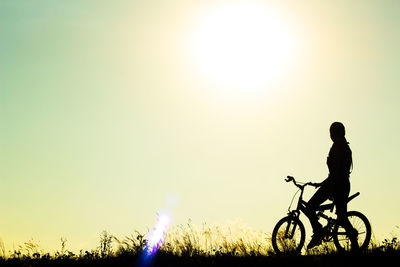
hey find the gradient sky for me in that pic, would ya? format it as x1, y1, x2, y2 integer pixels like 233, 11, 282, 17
1, 0, 399, 252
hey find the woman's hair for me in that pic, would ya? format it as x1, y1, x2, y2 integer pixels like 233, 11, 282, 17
330, 122, 346, 139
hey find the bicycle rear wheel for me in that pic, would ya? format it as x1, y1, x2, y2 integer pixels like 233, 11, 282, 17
333, 211, 371, 251
272, 216, 305, 254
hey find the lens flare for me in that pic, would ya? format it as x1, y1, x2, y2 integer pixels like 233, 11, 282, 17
145, 211, 170, 256
138, 196, 176, 267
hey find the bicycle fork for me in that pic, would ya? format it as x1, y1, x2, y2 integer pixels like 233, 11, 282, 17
284, 221, 297, 239
284, 212, 300, 239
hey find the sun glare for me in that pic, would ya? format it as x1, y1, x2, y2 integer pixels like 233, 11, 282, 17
190, 3, 297, 94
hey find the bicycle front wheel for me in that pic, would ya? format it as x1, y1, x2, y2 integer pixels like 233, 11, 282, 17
333, 211, 371, 251
272, 216, 305, 254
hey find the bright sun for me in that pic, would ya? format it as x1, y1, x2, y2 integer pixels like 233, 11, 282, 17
190, 3, 297, 94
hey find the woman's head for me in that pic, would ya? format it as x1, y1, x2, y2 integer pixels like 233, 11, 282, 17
330, 122, 346, 142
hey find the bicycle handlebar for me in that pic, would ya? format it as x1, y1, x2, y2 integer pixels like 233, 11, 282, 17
285, 176, 295, 183
285, 176, 320, 188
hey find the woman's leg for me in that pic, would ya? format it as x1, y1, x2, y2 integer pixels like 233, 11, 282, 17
304, 184, 332, 249
335, 181, 359, 250
303, 184, 331, 232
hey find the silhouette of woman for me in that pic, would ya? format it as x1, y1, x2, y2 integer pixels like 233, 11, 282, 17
304, 122, 359, 250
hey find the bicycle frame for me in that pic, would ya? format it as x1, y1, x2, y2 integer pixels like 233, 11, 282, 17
285, 176, 360, 238
272, 176, 370, 253
285, 176, 314, 217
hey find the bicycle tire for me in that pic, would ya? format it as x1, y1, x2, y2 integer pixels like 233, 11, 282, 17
272, 216, 306, 254
333, 211, 371, 251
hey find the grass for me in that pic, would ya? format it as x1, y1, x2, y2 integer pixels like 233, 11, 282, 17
0, 222, 399, 266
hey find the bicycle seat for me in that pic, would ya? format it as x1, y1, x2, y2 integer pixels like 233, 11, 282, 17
316, 192, 360, 213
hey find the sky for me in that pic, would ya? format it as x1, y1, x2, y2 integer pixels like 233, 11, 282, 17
1, 0, 399, 253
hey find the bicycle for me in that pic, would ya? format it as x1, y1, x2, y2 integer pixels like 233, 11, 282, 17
272, 176, 371, 254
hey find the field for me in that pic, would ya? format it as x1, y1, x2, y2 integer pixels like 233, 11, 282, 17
1, 251, 400, 267
1, 222, 399, 266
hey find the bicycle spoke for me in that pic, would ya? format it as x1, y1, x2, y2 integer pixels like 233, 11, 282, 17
273, 217, 305, 254
333, 211, 371, 251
